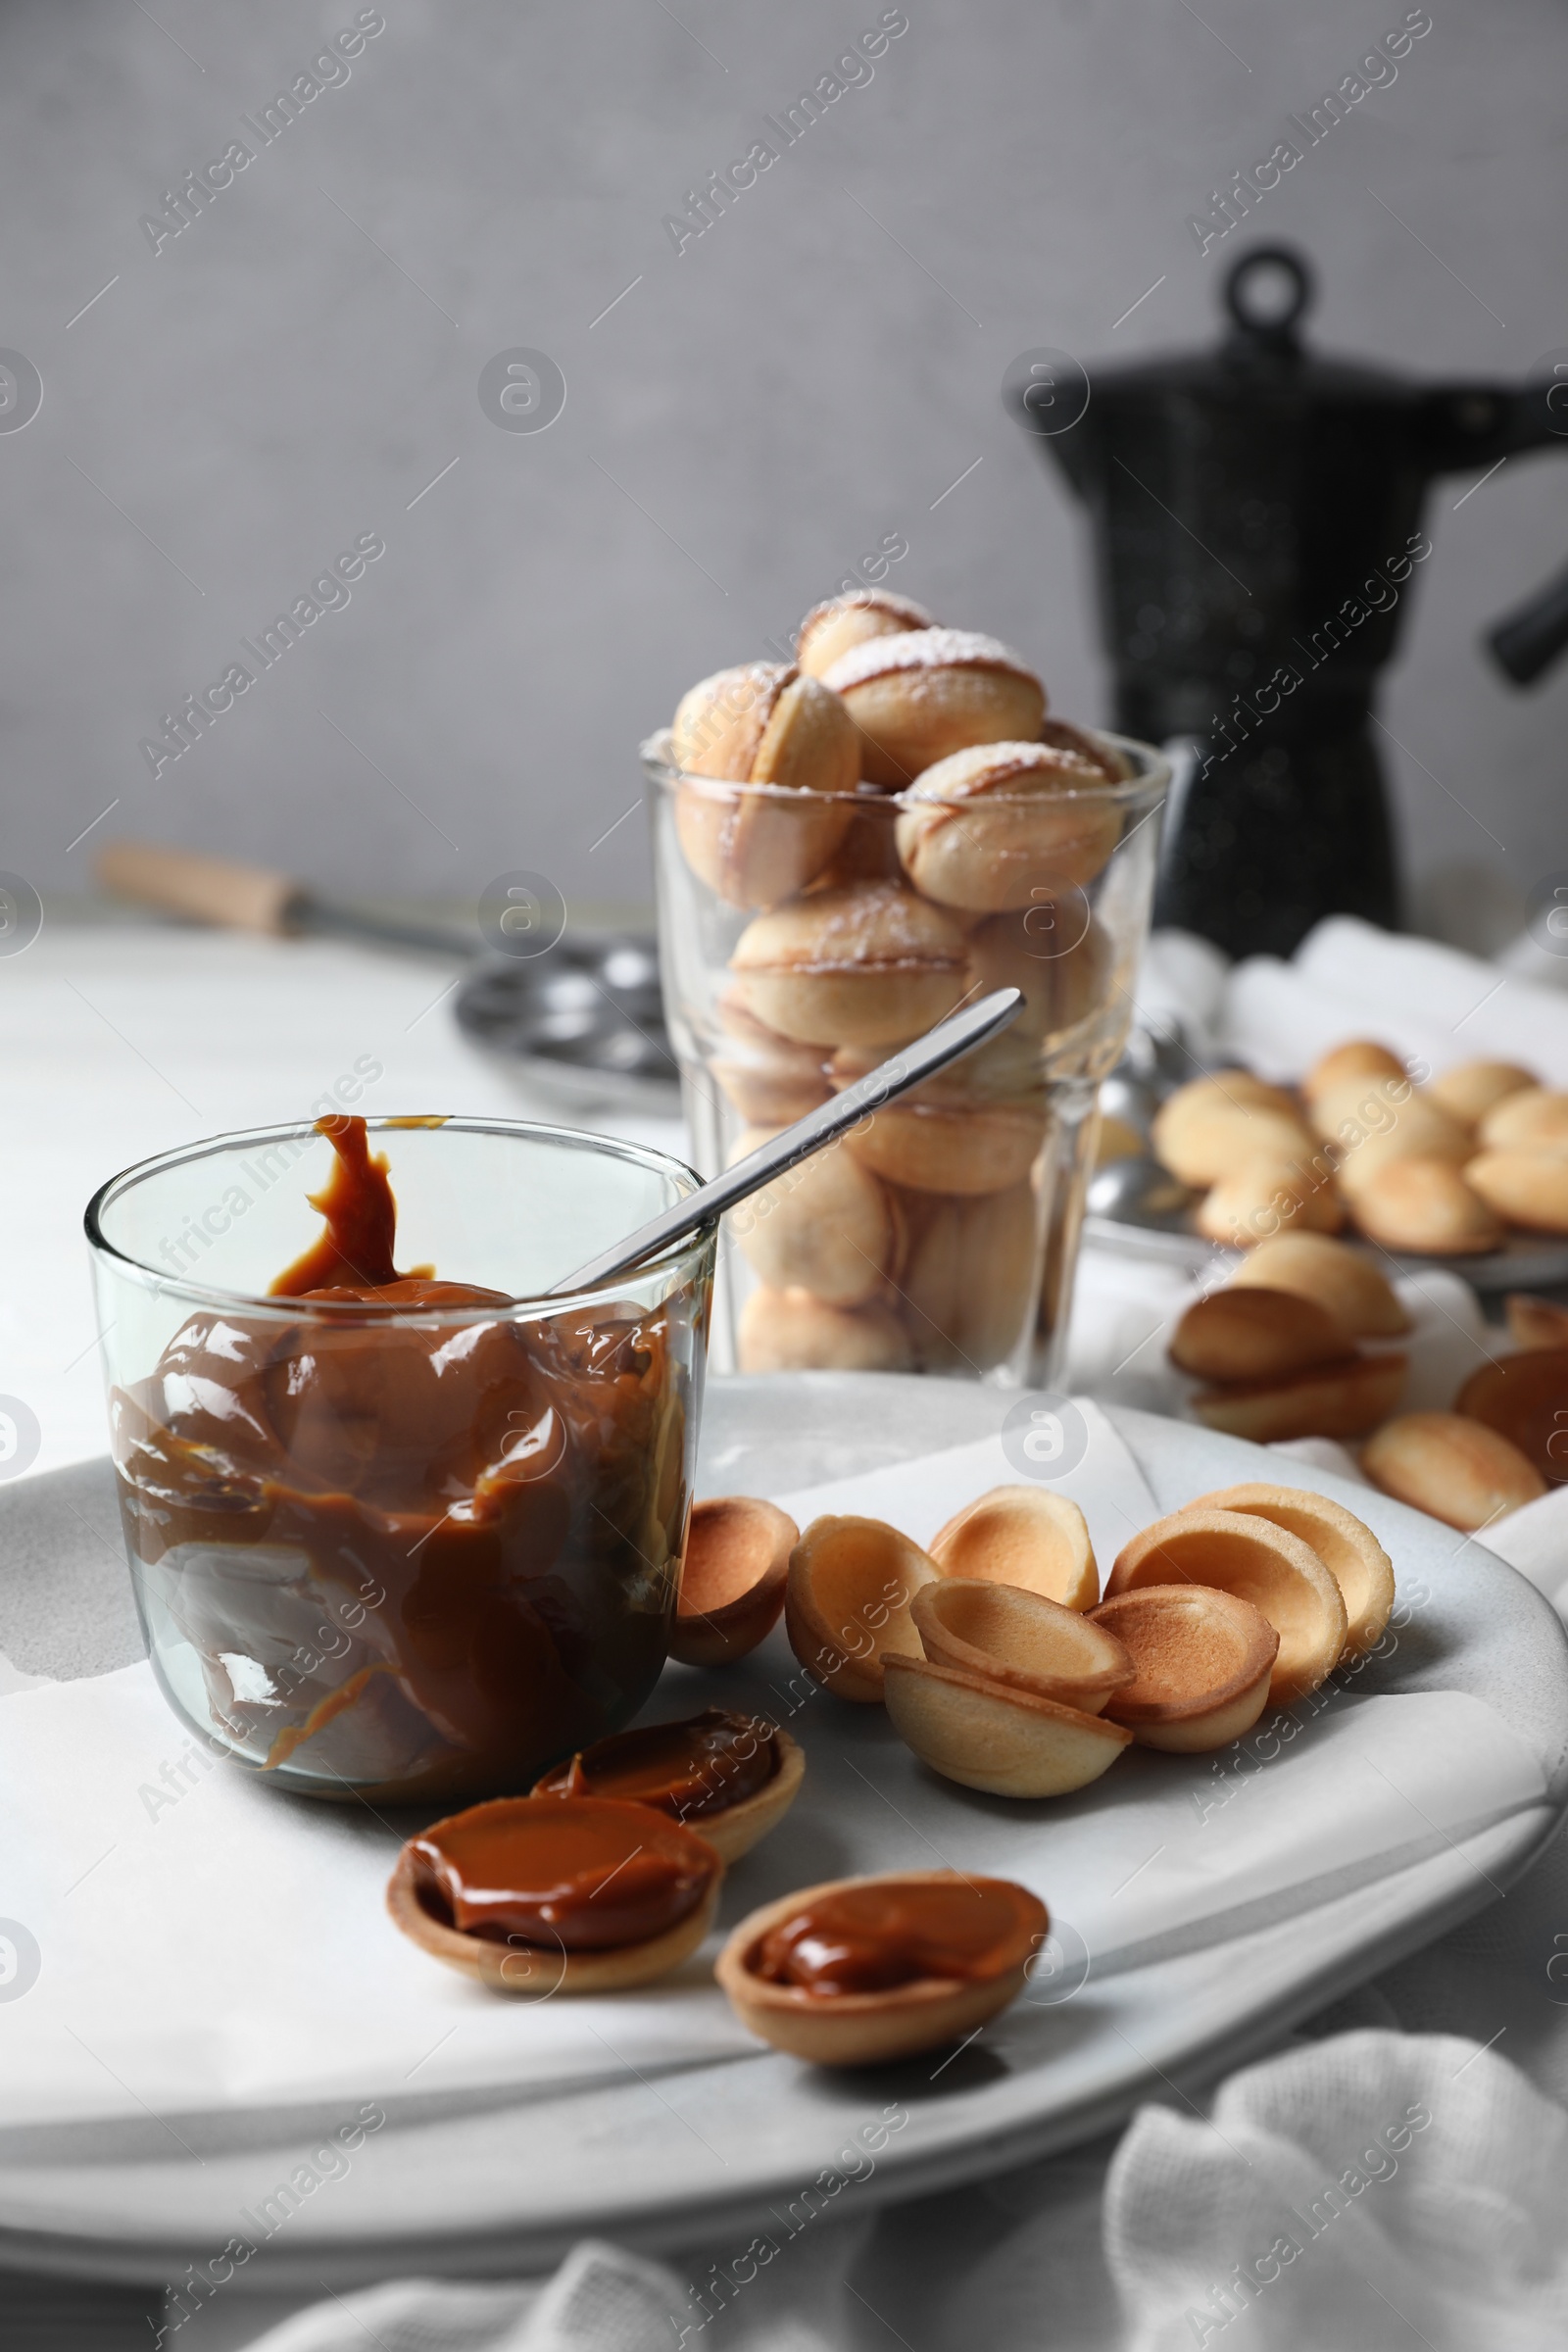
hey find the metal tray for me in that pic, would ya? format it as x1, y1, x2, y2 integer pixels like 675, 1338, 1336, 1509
454, 935, 680, 1116
1085, 1171, 1568, 1294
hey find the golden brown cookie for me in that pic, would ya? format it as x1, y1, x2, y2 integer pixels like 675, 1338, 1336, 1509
1088, 1585, 1279, 1751
1478, 1088, 1568, 1155
1314, 1078, 1472, 1191
387, 1799, 723, 1994
1169, 1287, 1350, 1384
667, 1496, 798, 1668
1349, 1157, 1505, 1255
796, 589, 933, 681
672, 664, 858, 908
671, 661, 789, 779
1038, 716, 1136, 779
710, 989, 831, 1125
737, 1286, 913, 1374
1190, 1351, 1407, 1445
1226, 1232, 1410, 1339
1301, 1040, 1406, 1104
1466, 1152, 1568, 1233
895, 741, 1121, 909
1455, 1349, 1568, 1484
928, 1485, 1100, 1610
785, 1514, 938, 1700
1426, 1060, 1538, 1127
845, 1097, 1047, 1197
913, 1577, 1133, 1711
1184, 1481, 1395, 1658
964, 906, 1111, 1044
1195, 1155, 1345, 1247
1105, 1507, 1347, 1703
715, 1872, 1047, 2065
802, 793, 904, 892
730, 1129, 901, 1305
663, 1733, 805, 1863
730, 881, 968, 1049
1158, 1069, 1301, 1123
1361, 1412, 1546, 1530
530, 1717, 805, 1864
822, 628, 1046, 787
882, 1656, 1132, 1796
710, 1051, 831, 1128
897, 1183, 1040, 1373
1152, 1082, 1316, 1190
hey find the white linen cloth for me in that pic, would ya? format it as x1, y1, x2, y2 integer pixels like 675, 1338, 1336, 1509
198, 2026, 1568, 2352
1486, 1485, 1568, 1611
224, 2243, 707, 2352
1215, 913, 1568, 1087
1103, 2030, 1568, 2352
12, 1413, 1547, 2136
1131, 929, 1230, 1063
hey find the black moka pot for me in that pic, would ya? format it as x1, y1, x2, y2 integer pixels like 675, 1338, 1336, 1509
1011, 244, 1568, 958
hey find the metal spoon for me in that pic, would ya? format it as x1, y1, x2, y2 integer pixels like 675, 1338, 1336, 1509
1085, 1153, 1198, 1227
547, 987, 1024, 1298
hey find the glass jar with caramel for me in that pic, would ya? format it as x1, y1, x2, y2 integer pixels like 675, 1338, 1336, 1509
84, 1117, 713, 1802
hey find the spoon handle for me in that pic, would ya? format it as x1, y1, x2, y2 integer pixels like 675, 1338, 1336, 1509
547, 986, 1024, 1298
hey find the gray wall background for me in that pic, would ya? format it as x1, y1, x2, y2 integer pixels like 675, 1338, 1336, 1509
2, 0, 1564, 921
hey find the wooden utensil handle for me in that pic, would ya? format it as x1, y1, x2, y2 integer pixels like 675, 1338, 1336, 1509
95, 840, 299, 935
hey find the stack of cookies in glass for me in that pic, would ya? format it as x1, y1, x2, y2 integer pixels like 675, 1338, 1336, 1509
643, 591, 1166, 1381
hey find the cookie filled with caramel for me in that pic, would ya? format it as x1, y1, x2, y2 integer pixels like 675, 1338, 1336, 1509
532, 1706, 805, 1859
389, 1794, 723, 1993
717, 1870, 1047, 2064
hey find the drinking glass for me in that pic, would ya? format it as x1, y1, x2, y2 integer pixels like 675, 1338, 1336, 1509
85, 1118, 713, 1801
643, 733, 1167, 1384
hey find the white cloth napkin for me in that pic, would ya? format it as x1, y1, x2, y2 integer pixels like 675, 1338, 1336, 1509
1478, 1484, 1568, 1609
1216, 914, 1568, 1086
233, 2242, 694, 2352
0, 1660, 759, 2130
1131, 929, 1230, 1060
3, 1408, 1548, 2140
211, 2025, 1568, 2352
1132, 912, 1568, 1079
1105, 2029, 1568, 2350
773, 1401, 1160, 1585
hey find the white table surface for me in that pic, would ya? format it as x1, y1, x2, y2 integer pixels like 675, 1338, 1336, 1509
0, 919, 686, 1484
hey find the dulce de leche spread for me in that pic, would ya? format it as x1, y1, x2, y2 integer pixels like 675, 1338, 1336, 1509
112, 1117, 699, 1801
411, 1795, 717, 1950
752, 1877, 1043, 1995
533, 1707, 777, 1823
